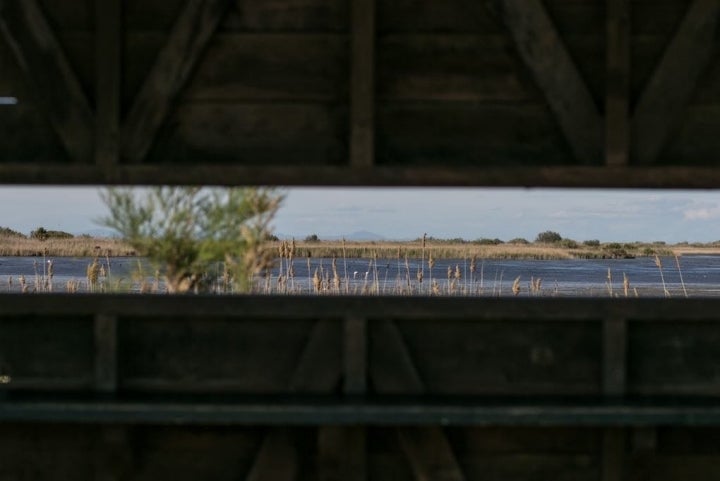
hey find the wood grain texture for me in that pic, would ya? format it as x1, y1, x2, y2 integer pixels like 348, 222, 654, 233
94, 314, 118, 393
0, 0, 94, 162
488, 0, 603, 165
605, 0, 630, 166
95, 0, 121, 167
349, 0, 375, 167
632, 0, 720, 164
122, 0, 233, 163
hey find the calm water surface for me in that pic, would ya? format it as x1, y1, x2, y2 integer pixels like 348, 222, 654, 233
1, 255, 719, 296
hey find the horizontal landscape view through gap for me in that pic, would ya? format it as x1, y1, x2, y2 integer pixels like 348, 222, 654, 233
1, 187, 720, 297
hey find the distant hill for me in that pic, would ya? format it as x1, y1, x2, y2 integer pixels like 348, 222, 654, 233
275, 231, 386, 241
345, 230, 385, 241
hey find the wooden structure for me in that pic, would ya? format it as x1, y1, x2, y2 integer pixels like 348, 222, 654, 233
2, 0, 720, 479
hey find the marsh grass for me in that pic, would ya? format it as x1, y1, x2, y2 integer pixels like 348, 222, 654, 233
0, 236, 133, 257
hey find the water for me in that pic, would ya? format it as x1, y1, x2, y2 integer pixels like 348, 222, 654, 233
1, 255, 719, 296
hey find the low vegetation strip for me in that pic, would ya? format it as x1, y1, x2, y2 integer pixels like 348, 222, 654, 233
277, 240, 681, 260
0, 236, 134, 257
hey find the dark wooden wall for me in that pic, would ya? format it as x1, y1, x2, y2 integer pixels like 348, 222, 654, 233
0, 0, 719, 185
3, 0, 720, 480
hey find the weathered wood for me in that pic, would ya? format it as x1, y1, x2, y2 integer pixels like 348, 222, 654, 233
289, 320, 342, 393
94, 314, 118, 393
397, 427, 465, 481
632, 0, 720, 164
370, 320, 465, 481
344, 316, 367, 395
0, 0, 94, 162
94, 426, 133, 481
603, 318, 627, 397
602, 428, 625, 481
378, 103, 571, 166
631, 427, 658, 453
605, 0, 630, 166
488, 0, 603, 165
95, 0, 121, 167
145, 103, 346, 165
8, 162, 720, 188
393, 320, 601, 396
350, 0, 375, 167
318, 426, 366, 481
118, 319, 322, 393
370, 320, 424, 394
5, 295, 720, 322
629, 321, 720, 396
246, 320, 341, 481
246, 428, 298, 481
5, 400, 720, 425
122, 0, 233, 163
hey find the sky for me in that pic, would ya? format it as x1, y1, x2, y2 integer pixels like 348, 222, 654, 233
1, 187, 720, 243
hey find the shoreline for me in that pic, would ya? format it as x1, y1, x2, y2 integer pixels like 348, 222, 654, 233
2, 237, 720, 259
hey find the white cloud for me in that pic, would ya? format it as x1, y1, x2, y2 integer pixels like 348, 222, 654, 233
684, 206, 720, 220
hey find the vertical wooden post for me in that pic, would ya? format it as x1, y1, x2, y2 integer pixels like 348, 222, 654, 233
93, 314, 130, 481
602, 317, 627, 481
94, 314, 118, 393
95, 0, 122, 168
605, 0, 630, 166
318, 316, 367, 480
349, 0, 375, 167
344, 315, 367, 395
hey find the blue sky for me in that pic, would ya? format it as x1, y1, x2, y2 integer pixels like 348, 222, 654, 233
0, 187, 719, 243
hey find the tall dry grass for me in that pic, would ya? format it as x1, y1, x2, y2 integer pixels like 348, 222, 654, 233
0, 236, 133, 257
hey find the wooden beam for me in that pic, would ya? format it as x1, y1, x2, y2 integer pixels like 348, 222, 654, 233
246, 428, 298, 481
246, 321, 341, 481
488, 0, 603, 165
318, 426, 366, 481
602, 317, 627, 481
603, 318, 627, 397
94, 426, 133, 481
95, 0, 122, 167
94, 314, 118, 394
0, 0, 94, 163
6, 295, 720, 322
602, 428, 625, 481
370, 320, 466, 481
397, 427, 465, 481
605, 0, 630, 166
8, 164, 720, 188
632, 0, 720, 164
289, 320, 342, 393
121, 0, 233, 163
344, 316, 367, 395
349, 0, 375, 167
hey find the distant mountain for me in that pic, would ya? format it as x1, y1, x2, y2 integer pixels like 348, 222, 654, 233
73, 228, 118, 238
275, 231, 386, 241
345, 230, 385, 241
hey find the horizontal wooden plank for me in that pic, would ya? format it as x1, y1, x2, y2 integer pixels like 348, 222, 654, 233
0, 104, 67, 162
629, 322, 720, 396
394, 320, 601, 396
2, 295, 720, 321
0, 294, 720, 322
377, 103, 573, 166
0, 316, 94, 389
125, 0, 349, 32
7, 163, 720, 187
118, 319, 318, 393
146, 103, 348, 165
186, 34, 348, 101
660, 106, 720, 165
5, 399, 720, 425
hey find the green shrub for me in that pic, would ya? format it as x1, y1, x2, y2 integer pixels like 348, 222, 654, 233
535, 231, 562, 243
